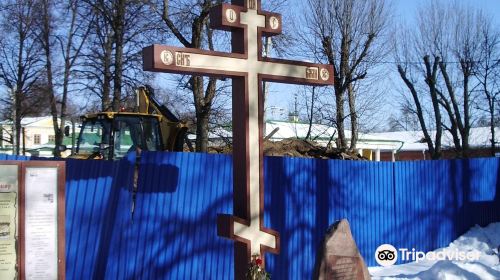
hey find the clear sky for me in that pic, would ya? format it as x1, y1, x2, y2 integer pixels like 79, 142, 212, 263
395, 0, 500, 19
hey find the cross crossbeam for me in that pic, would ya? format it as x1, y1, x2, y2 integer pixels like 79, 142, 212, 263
143, 45, 332, 85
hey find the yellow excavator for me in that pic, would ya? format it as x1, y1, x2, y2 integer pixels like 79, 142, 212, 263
66, 85, 188, 160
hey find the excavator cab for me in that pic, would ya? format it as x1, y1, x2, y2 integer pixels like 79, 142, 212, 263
112, 116, 161, 158
70, 85, 188, 160
75, 116, 111, 159
75, 113, 163, 160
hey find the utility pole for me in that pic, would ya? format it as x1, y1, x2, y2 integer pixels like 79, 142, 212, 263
262, 37, 272, 135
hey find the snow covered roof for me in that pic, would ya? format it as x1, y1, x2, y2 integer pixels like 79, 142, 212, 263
187, 126, 232, 141
370, 131, 428, 151
265, 121, 336, 140
210, 127, 232, 138
21, 116, 52, 126
265, 121, 404, 149
203, 121, 403, 150
465, 127, 500, 148
0, 116, 72, 127
192, 121, 499, 152
372, 127, 500, 151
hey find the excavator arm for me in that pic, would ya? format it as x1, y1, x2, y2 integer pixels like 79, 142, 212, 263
136, 85, 188, 151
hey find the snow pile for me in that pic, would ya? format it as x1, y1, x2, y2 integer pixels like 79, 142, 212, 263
369, 222, 500, 279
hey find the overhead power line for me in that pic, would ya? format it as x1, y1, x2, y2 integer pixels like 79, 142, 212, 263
341, 59, 500, 65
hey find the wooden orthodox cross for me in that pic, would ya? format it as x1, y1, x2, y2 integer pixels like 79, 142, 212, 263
143, 0, 333, 278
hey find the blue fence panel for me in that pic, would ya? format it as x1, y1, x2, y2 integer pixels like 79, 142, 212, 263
393, 160, 458, 264
330, 160, 396, 267
115, 151, 234, 280
393, 158, 500, 265
460, 158, 500, 232
65, 159, 119, 279
264, 157, 396, 278
0, 154, 30, 160
1, 153, 499, 279
65, 157, 135, 280
467, 158, 499, 202
264, 157, 319, 280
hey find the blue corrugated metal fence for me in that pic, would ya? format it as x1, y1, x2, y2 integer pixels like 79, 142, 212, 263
1, 152, 498, 279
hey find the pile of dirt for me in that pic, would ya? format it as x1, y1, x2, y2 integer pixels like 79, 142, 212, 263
208, 139, 366, 160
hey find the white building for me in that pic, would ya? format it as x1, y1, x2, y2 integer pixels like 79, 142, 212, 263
264, 120, 403, 161
371, 127, 500, 160
203, 120, 404, 161
206, 120, 500, 161
0, 116, 73, 157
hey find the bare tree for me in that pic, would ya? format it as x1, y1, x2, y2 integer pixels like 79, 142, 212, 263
79, 0, 154, 112
436, 5, 486, 157
38, 0, 92, 156
397, 54, 443, 159
476, 14, 500, 155
38, 0, 59, 155
157, 0, 222, 152
303, 0, 390, 150
395, 2, 458, 159
295, 85, 331, 140
0, 0, 43, 154
79, 2, 114, 111
304, 86, 317, 140
394, 1, 448, 159
397, 1, 498, 158
388, 101, 421, 132
111, 0, 126, 111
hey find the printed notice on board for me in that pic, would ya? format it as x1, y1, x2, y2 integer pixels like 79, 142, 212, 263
24, 167, 58, 280
0, 165, 18, 280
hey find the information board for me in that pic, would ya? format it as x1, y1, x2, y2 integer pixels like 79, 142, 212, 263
0, 161, 65, 280
0, 164, 19, 279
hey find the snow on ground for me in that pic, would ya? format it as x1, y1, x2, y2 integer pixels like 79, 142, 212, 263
369, 222, 500, 280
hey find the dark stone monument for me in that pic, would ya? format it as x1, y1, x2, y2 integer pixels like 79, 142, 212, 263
314, 219, 371, 280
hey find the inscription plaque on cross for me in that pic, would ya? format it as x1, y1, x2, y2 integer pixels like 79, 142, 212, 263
143, 0, 333, 278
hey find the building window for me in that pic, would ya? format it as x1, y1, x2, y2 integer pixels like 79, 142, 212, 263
48, 135, 55, 143
34, 134, 41, 145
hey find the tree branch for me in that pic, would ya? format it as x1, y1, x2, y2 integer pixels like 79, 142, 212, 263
162, 0, 191, 47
